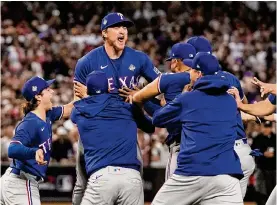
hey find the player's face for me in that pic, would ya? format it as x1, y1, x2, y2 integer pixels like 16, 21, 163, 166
40, 87, 54, 110
189, 69, 202, 84
104, 26, 128, 51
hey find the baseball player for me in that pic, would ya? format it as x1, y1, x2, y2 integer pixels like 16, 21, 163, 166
228, 88, 276, 205
132, 42, 196, 180
71, 71, 154, 205
1, 76, 74, 205
187, 36, 258, 198
152, 52, 244, 205
72, 12, 160, 204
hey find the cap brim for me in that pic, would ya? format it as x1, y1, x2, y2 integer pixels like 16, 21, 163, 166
105, 20, 134, 30
46, 79, 55, 87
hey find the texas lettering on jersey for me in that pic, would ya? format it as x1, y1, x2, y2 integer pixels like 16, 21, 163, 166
108, 75, 141, 91
39, 138, 51, 154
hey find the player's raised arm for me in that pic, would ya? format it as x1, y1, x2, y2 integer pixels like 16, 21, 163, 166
228, 87, 276, 116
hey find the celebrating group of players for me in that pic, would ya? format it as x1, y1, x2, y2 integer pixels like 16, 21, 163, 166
1, 12, 276, 205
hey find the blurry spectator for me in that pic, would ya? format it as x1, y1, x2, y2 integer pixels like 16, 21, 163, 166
150, 134, 169, 168
51, 127, 75, 164
251, 121, 276, 205
1, 125, 14, 162
1, 1, 276, 167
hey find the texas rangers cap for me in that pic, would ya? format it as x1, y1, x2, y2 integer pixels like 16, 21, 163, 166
192, 52, 220, 75
101, 12, 134, 31
22, 76, 55, 101
187, 36, 212, 54
166, 43, 196, 61
86, 71, 108, 95
182, 59, 193, 68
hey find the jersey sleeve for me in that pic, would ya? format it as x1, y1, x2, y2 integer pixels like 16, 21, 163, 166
141, 53, 160, 82
268, 94, 276, 105
11, 121, 36, 146
152, 94, 183, 127
74, 56, 92, 85
158, 73, 190, 94
47, 106, 63, 122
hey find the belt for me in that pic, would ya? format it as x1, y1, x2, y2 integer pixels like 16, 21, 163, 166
11, 168, 42, 182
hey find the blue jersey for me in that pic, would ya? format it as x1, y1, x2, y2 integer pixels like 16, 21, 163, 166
215, 71, 245, 141
157, 72, 190, 145
268, 94, 276, 105
153, 75, 243, 178
71, 94, 154, 176
10, 107, 63, 178
74, 46, 160, 93
158, 72, 191, 102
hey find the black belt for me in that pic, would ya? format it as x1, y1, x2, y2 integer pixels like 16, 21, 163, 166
11, 168, 41, 182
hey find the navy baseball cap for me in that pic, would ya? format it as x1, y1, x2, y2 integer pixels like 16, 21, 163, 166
192, 52, 220, 75
22, 76, 55, 101
166, 43, 196, 61
101, 12, 134, 31
187, 36, 212, 54
182, 59, 193, 68
86, 71, 108, 95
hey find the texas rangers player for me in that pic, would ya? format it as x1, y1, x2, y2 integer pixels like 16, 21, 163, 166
1, 76, 73, 205
133, 42, 196, 180
228, 89, 277, 205
152, 53, 244, 205
186, 36, 256, 198
72, 12, 160, 204
71, 71, 154, 205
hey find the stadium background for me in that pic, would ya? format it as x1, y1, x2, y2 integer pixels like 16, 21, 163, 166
1, 1, 276, 204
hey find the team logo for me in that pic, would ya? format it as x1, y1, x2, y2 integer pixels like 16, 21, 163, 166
103, 18, 107, 25
129, 64, 136, 71
172, 53, 175, 56
197, 64, 200, 68
32, 86, 37, 92
117, 13, 124, 20
96, 90, 101, 94
189, 54, 194, 58
153, 67, 161, 75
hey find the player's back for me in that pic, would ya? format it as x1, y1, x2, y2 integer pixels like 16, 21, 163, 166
71, 94, 143, 176
216, 70, 246, 140
170, 74, 242, 178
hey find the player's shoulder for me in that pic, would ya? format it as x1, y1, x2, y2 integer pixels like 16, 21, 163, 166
15, 116, 39, 132
217, 70, 238, 80
161, 72, 189, 83
125, 46, 147, 57
78, 46, 103, 63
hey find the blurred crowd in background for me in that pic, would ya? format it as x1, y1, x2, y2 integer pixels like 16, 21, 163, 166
1, 1, 276, 173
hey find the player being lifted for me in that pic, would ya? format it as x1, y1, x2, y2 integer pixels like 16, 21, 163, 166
1, 76, 74, 205
72, 12, 160, 204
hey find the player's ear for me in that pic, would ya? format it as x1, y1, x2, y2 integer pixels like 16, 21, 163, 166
102, 29, 108, 38
34, 94, 42, 102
